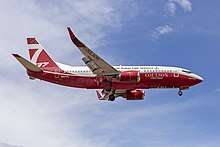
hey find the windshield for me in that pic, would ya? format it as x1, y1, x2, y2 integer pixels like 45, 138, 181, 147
182, 70, 192, 74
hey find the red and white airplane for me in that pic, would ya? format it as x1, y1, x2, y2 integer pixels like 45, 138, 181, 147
12, 27, 203, 101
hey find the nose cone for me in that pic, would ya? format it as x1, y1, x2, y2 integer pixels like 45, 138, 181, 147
197, 75, 203, 82
193, 74, 203, 84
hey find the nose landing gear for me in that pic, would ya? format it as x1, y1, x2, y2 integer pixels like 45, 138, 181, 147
178, 90, 183, 96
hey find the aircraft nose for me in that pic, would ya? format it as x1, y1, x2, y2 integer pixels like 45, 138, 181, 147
195, 74, 203, 84
198, 76, 203, 82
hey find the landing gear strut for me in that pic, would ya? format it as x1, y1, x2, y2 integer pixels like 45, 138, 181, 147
178, 90, 183, 96
109, 94, 115, 101
106, 82, 112, 92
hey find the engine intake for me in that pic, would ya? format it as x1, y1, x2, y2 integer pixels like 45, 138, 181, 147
125, 90, 145, 100
119, 71, 140, 82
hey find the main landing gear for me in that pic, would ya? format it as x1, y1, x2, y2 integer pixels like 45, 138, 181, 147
105, 81, 115, 101
178, 90, 183, 96
108, 82, 115, 101
109, 94, 115, 101
106, 82, 112, 92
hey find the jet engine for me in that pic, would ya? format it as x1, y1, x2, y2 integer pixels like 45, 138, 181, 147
125, 89, 145, 100
118, 71, 140, 82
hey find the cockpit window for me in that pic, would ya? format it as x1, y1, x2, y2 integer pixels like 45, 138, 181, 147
182, 70, 192, 74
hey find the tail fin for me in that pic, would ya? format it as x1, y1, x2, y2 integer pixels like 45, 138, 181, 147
27, 38, 60, 71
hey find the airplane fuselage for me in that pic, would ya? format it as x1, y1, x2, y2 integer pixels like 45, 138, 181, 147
27, 64, 203, 91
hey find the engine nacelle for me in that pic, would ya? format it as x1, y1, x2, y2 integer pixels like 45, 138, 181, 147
125, 90, 145, 100
119, 71, 140, 82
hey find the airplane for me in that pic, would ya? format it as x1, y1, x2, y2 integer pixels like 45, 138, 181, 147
12, 27, 203, 101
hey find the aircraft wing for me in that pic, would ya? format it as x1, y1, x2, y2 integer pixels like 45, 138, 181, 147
67, 27, 119, 76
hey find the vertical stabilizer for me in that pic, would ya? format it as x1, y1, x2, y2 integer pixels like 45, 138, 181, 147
27, 38, 60, 71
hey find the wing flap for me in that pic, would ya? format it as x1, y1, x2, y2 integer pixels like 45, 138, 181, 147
12, 54, 43, 72
82, 56, 104, 74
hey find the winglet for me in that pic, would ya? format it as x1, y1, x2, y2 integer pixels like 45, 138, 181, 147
67, 27, 86, 48
96, 91, 103, 100
12, 53, 43, 72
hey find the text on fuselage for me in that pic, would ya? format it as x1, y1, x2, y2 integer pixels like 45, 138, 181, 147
145, 73, 168, 79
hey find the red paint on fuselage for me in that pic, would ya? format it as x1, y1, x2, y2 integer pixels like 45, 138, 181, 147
27, 70, 202, 90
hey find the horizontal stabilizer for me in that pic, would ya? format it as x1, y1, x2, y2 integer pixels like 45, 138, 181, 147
12, 54, 43, 72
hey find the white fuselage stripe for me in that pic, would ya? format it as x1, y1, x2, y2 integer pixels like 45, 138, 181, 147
55, 63, 202, 80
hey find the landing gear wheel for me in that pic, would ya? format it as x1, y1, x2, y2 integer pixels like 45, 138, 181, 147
109, 94, 115, 101
178, 90, 183, 96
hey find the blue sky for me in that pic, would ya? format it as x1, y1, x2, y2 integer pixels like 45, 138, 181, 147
0, 0, 220, 147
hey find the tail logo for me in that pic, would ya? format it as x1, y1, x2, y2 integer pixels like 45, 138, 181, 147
28, 38, 59, 69
36, 62, 49, 68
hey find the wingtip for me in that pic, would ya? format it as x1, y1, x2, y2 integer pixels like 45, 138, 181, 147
67, 27, 71, 30
67, 26, 86, 47
12, 53, 21, 58
67, 27, 72, 34
67, 27, 75, 38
